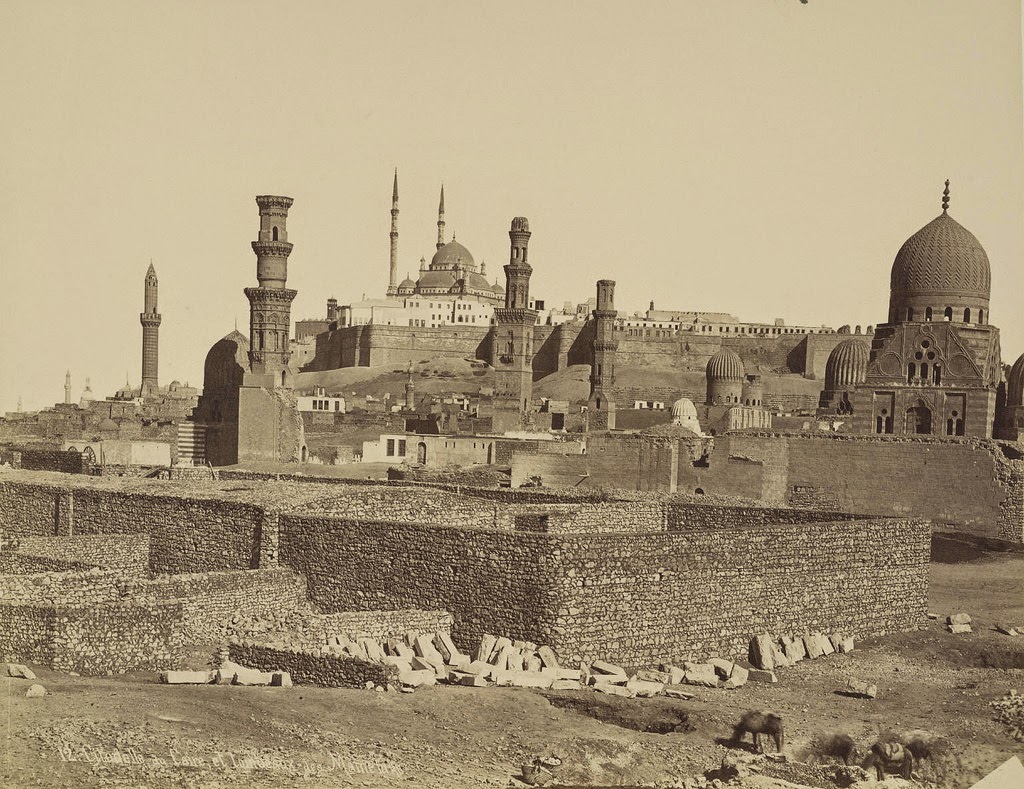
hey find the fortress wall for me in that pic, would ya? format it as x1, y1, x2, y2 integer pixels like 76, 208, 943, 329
278, 511, 928, 666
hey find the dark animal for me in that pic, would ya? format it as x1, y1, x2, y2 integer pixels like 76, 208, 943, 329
863, 739, 913, 781
818, 733, 858, 765
731, 710, 784, 753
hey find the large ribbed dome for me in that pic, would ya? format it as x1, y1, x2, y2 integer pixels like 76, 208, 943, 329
1008, 353, 1024, 408
825, 338, 870, 391
671, 397, 698, 422
889, 212, 991, 313
430, 240, 475, 271
706, 348, 744, 381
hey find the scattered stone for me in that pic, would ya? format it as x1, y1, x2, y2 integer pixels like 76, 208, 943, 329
635, 669, 672, 684
7, 664, 36, 681
682, 662, 718, 687
729, 664, 750, 685
537, 646, 560, 669
667, 665, 686, 684
465, 660, 494, 678
750, 634, 776, 671
162, 670, 214, 685
399, 668, 436, 688
476, 634, 497, 663
626, 678, 664, 697
949, 623, 973, 634
232, 666, 274, 686
996, 624, 1019, 637
455, 673, 487, 687
846, 679, 878, 698
271, 672, 292, 687
550, 679, 582, 691
663, 687, 695, 700
947, 613, 972, 625
747, 669, 777, 683
709, 658, 734, 679
591, 660, 625, 676
593, 682, 634, 697
25, 684, 46, 698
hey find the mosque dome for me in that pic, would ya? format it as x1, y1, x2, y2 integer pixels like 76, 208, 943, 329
670, 397, 700, 428
464, 271, 494, 293
1007, 353, 1024, 408
203, 330, 250, 392
416, 269, 456, 290
492, 279, 505, 294
825, 338, 870, 391
888, 183, 991, 324
430, 240, 475, 271
706, 348, 744, 382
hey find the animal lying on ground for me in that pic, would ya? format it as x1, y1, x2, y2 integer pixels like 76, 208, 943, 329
731, 710, 784, 753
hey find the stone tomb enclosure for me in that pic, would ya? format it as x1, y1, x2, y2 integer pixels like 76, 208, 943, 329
0, 470, 930, 674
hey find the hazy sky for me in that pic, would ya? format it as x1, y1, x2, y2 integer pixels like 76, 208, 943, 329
1, 1, 1021, 413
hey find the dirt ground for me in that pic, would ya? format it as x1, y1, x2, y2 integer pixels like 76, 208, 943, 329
1, 535, 1021, 789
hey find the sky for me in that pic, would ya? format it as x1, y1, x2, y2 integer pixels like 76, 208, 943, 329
1, 0, 1021, 413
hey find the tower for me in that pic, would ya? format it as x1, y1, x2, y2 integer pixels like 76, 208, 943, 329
139, 262, 161, 396
405, 362, 415, 410
64, 370, 71, 405
588, 279, 618, 429
491, 217, 537, 428
387, 169, 399, 296
244, 195, 297, 385
436, 185, 446, 251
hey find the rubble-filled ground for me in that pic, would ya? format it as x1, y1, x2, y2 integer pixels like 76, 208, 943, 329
0, 534, 1021, 789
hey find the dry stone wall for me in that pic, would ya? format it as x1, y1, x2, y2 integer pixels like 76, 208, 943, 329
227, 642, 399, 689
14, 535, 150, 576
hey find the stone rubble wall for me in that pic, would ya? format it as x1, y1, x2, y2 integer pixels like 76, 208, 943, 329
0, 480, 61, 536
0, 604, 56, 666
226, 642, 399, 689
14, 535, 151, 576
0, 568, 125, 605
279, 513, 928, 667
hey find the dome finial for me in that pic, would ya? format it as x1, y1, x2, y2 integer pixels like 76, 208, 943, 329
942, 179, 950, 213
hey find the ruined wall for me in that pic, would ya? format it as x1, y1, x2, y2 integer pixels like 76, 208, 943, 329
227, 642, 399, 689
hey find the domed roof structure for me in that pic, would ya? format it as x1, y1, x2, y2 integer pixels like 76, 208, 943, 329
492, 279, 505, 294
825, 338, 870, 391
890, 213, 991, 300
1008, 353, 1024, 408
416, 269, 456, 290
706, 348, 744, 381
463, 271, 494, 293
397, 275, 416, 292
430, 239, 475, 271
671, 397, 698, 422
203, 330, 250, 392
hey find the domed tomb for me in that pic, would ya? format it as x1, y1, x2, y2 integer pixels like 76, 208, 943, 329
706, 348, 744, 405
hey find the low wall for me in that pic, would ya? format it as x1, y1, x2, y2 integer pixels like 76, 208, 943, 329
14, 535, 150, 576
227, 642, 399, 689
279, 512, 929, 666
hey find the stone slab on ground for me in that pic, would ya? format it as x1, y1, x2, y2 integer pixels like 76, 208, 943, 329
550, 679, 582, 690
271, 672, 292, 687
537, 646, 560, 669
947, 613, 972, 625
163, 670, 214, 685
682, 662, 718, 687
750, 634, 776, 670
464, 660, 494, 678
635, 669, 672, 684
476, 634, 497, 663
233, 666, 275, 686
626, 678, 664, 697
7, 664, 37, 680
949, 623, 973, 634
399, 668, 436, 688
846, 679, 878, 698
747, 669, 777, 683
664, 687, 695, 700
594, 682, 634, 697
26, 684, 46, 698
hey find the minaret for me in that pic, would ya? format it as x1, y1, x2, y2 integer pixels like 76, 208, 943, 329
491, 217, 538, 426
64, 370, 71, 404
139, 262, 161, 396
387, 169, 399, 296
436, 185, 446, 250
588, 280, 619, 430
405, 362, 415, 410
244, 195, 297, 384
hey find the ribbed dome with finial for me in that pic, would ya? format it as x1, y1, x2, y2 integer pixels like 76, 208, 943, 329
888, 181, 991, 323
1007, 353, 1024, 408
706, 348, 744, 381
825, 338, 870, 391
430, 240, 475, 271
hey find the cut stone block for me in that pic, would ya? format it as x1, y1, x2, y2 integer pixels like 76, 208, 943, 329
233, 666, 274, 686
668, 666, 686, 685
556, 667, 582, 680
382, 656, 413, 670
393, 643, 415, 661
664, 687, 695, 700
447, 653, 472, 671
592, 660, 626, 676
947, 613, 972, 625
271, 672, 292, 687
7, 664, 36, 680
839, 637, 855, 653
492, 643, 517, 670
215, 668, 235, 685
404, 630, 419, 648
626, 678, 664, 697
360, 638, 385, 663
771, 644, 791, 667
507, 651, 525, 671
476, 634, 497, 663
709, 658, 734, 679
803, 635, 824, 659
526, 655, 543, 673
636, 669, 673, 684
948, 623, 972, 634
750, 634, 776, 671
456, 673, 487, 687
729, 664, 750, 685
414, 634, 443, 661
432, 631, 457, 662
537, 646, 560, 669
682, 662, 718, 687
399, 669, 436, 688
162, 670, 214, 685
594, 682, 634, 697
550, 679, 582, 691
996, 624, 1019, 636
845, 679, 877, 698
490, 637, 513, 662
508, 670, 554, 689
26, 684, 46, 698
465, 660, 494, 678
540, 666, 559, 678
747, 669, 777, 683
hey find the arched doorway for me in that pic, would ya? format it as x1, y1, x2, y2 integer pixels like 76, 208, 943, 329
417, 442, 427, 465
906, 401, 932, 434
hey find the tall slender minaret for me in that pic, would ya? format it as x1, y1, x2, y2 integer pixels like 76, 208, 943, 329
436, 185, 446, 250
588, 279, 618, 430
244, 195, 297, 384
139, 262, 161, 396
491, 217, 538, 425
64, 370, 71, 404
405, 362, 415, 409
387, 169, 399, 297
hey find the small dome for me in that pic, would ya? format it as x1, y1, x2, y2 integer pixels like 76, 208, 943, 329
1008, 353, 1024, 407
492, 279, 505, 293
464, 271, 494, 293
706, 348, 744, 381
398, 276, 416, 290
671, 397, 698, 421
825, 338, 870, 391
889, 208, 991, 323
430, 240, 475, 271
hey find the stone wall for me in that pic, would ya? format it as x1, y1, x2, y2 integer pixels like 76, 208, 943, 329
278, 511, 928, 666
14, 535, 150, 576
0, 480, 62, 536
0, 447, 83, 474
226, 642, 399, 689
